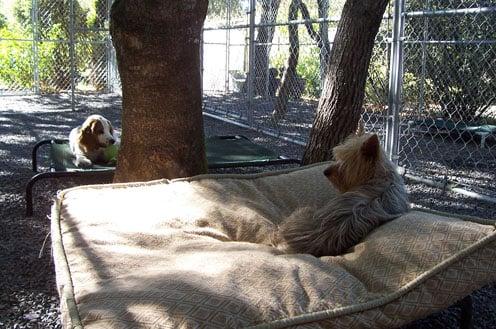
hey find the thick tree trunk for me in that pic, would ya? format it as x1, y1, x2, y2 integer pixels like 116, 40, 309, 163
110, 0, 208, 183
302, 0, 389, 164
273, 0, 299, 120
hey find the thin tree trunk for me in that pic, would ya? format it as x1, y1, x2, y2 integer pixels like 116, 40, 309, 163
273, 0, 299, 120
302, 0, 389, 164
110, 1, 208, 183
254, 0, 281, 97
300, 0, 329, 79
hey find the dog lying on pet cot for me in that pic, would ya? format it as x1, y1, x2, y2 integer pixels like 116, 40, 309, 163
26, 134, 299, 216
50, 134, 496, 328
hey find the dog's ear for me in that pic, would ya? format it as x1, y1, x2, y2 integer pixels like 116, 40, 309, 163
82, 120, 93, 135
89, 119, 103, 134
361, 134, 380, 159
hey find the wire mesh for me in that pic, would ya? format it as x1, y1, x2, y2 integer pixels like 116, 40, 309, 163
0, 0, 112, 98
202, 0, 351, 145
202, 0, 496, 197
398, 0, 496, 195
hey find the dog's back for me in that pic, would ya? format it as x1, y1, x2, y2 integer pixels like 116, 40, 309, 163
274, 134, 409, 256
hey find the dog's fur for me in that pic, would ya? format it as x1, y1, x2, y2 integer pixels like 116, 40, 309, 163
273, 133, 409, 257
69, 114, 117, 168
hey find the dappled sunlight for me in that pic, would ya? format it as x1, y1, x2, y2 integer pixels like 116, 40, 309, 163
172, 251, 233, 276
0, 94, 495, 328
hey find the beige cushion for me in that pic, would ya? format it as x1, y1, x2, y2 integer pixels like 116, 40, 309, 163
51, 163, 496, 329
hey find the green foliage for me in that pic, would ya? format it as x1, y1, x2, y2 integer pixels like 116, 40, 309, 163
364, 52, 388, 108
0, 27, 33, 89
208, 0, 245, 19
296, 48, 320, 98
424, 42, 496, 121
364, 48, 437, 111
0, 13, 7, 29
0, 0, 104, 92
37, 24, 71, 91
13, 0, 32, 30
271, 47, 321, 99
406, 0, 496, 121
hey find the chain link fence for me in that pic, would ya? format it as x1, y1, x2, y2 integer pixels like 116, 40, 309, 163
0, 0, 116, 106
202, 0, 496, 199
202, 0, 396, 147
397, 0, 496, 198
202, 0, 350, 145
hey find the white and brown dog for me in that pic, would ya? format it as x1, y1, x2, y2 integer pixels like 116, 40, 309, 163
69, 114, 117, 168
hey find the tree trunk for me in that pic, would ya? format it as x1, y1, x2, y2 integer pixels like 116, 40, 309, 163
110, 0, 208, 183
300, 0, 330, 89
254, 0, 281, 97
302, 0, 389, 164
273, 0, 299, 120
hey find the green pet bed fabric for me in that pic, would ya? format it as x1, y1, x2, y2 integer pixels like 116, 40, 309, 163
51, 163, 496, 328
47, 135, 291, 172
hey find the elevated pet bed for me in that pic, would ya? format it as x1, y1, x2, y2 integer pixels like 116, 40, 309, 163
406, 118, 496, 148
51, 163, 496, 329
26, 135, 299, 216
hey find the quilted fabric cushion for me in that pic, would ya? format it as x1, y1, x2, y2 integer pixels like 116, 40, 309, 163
51, 163, 496, 328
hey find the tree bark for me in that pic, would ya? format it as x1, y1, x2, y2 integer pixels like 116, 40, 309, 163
110, 0, 208, 183
302, 0, 389, 164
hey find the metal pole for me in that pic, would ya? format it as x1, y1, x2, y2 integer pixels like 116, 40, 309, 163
225, 0, 231, 93
31, 0, 40, 94
386, 0, 405, 163
200, 28, 204, 100
69, 0, 76, 111
246, 0, 256, 126
418, 0, 429, 117
318, 0, 329, 87
106, 0, 112, 93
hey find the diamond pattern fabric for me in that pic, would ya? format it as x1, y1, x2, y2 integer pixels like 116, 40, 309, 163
51, 163, 496, 328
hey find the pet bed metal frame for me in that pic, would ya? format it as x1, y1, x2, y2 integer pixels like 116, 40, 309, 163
26, 135, 300, 216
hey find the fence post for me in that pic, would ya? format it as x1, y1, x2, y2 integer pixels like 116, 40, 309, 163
31, 0, 40, 94
106, 0, 113, 93
386, 0, 405, 164
200, 28, 204, 99
69, 0, 76, 111
246, 0, 256, 126
225, 0, 232, 93
318, 0, 329, 87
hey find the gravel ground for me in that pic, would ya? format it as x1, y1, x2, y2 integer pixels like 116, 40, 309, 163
0, 94, 494, 328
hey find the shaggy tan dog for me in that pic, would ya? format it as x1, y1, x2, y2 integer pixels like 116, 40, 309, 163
273, 133, 409, 256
